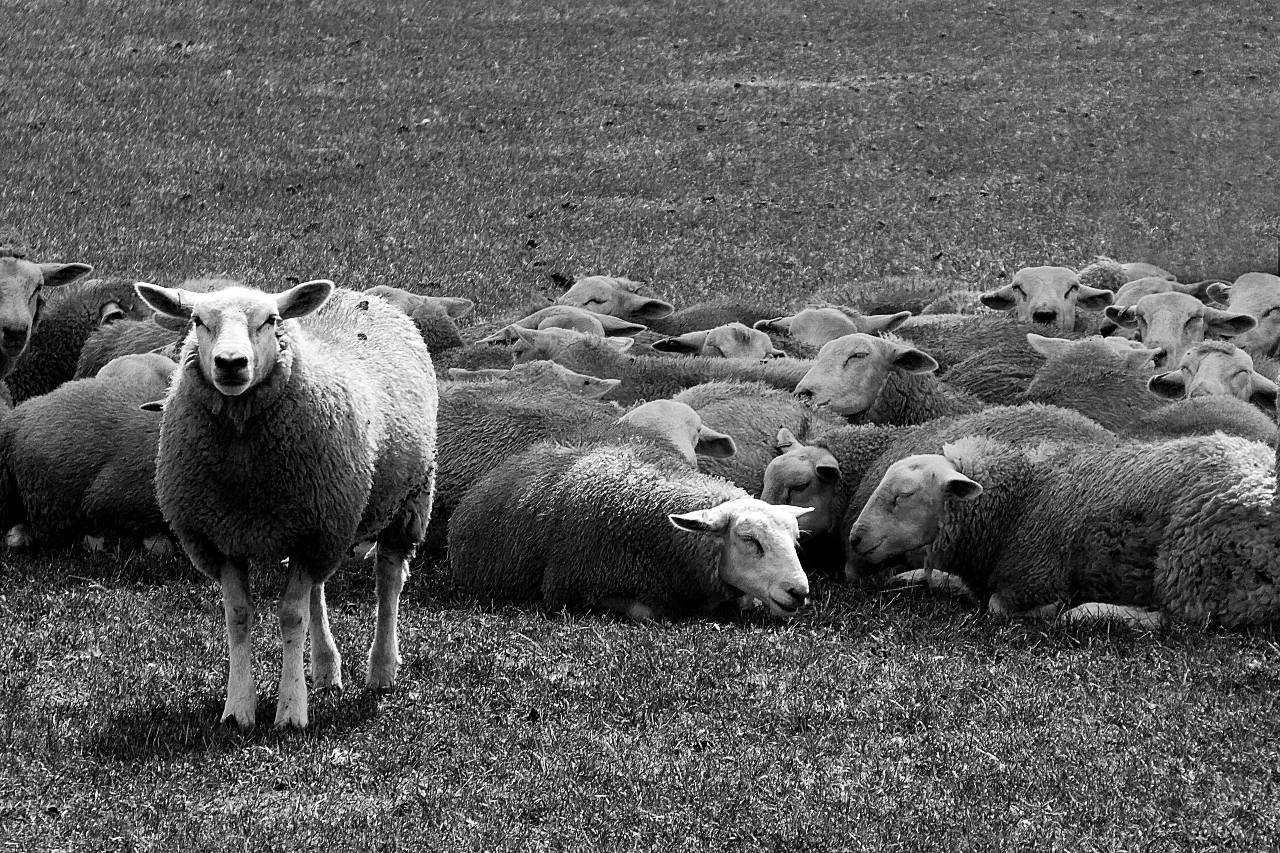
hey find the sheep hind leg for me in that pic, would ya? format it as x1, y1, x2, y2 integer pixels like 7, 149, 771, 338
219, 559, 257, 728
367, 544, 409, 691
274, 565, 313, 729
1061, 602, 1166, 629
308, 582, 343, 692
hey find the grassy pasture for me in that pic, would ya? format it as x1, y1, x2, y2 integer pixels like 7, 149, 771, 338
2, 0, 1280, 849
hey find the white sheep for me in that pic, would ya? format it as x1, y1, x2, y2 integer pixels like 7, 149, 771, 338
135, 279, 438, 729
1147, 341, 1278, 409
754, 306, 911, 349
557, 275, 675, 322
978, 266, 1114, 332
446, 360, 622, 399
477, 304, 647, 344
1103, 291, 1255, 369
1206, 273, 1280, 360
653, 322, 783, 360
0, 252, 94, 381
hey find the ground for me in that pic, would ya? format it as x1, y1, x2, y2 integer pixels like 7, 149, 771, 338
1, 0, 1279, 850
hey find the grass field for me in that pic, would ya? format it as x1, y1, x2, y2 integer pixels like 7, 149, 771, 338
2, 0, 1280, 849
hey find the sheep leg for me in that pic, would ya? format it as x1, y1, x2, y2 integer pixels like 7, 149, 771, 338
367, 545, 408, 690
275, 566, 313, 729
1061, 602, 1166, 629
220, 560, 257, 728
308, 582, 343, 692
987, 594, 1061, 621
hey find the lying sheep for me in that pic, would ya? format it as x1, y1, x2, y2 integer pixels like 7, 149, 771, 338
557, 275, 675, 323
0, 354, 175, 550
135, 279, 437, 729
448, 440, 811, 620
446, 360, 622, 399
794, 333, 984, 425
74, 317, 183, 379
848, 432, 1280, 627
1103, 291, 1255, 369
363, 284, 472, 353
476, 304, 648, 344
1098, 276, 1228, 337
653, 322, 783, 360
1207, 272, 1280, 360
509, 327, 814, 404
919, 289, 993, 316
896, 313, 1091, 373
0, 252, 94, 382
977, 266, 1114, 332
1147, 341, 1278, 411
1076, 256, 1128, 293
754, 306, 911, 349
761, 428, 843, 545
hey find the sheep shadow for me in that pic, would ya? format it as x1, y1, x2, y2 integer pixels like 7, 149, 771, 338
85, 687, 385, 760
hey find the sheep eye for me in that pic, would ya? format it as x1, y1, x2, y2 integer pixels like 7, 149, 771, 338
1066, 284, 1079, 296
1012, 285, 1026, 296
844, 351, 868, 365
191, 316, 205, 329
742, 536, 764, 555
260, 315, 280, 331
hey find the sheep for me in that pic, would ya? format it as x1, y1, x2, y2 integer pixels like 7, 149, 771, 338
556, 275, 675, 323
896, 313, 1092, 373
1097, 276, 1228, 337
761, 428, 842, 539
977, 266, 1114, 332
1076, 256, 1128, 293
653, 322, 783, 360
0, 252, 94, 382
74, 317, 184, 379
508, 327, 814, 404
848, 432, 1280, 627
0, 354, 175, 551
919, 290, 993, 316
1131, 396, 1278, 446
753, 307, 912, 349
360, 284, 471, 353
476, 304, 649, 344
1205, 273, 1280, 360
644, 301, 785, 336
134, 279, 438, 729
446, 360, 622, 399
1147, 341, 1278, 410
793, 333, 984, 425
448, 440, 811, 620
1103, 291, 1255, 369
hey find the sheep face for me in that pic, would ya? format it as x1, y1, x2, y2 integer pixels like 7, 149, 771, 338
1104, 291, 1256, 369
847, 453, 982, 568
761, 437, 841, 535
1219, 273, 1280, 359
794, 333, 937, 417
618, 400, 736, 467
511, 326, 633, 363
654, 322, 781, 359
0, 257, 93, 378
754, 307, 910, 349
668, 497, 810, 618
364, 285, 473, 321
558, 275, 674, 322
980, 266, 1113, 331
134, 280, 334, 397
1147, 342, 1278, 407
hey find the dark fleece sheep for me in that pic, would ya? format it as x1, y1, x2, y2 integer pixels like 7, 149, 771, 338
448, 440, 810, 620
137, 280, 437, 729
74, 317, 183, 378
0, 355, 174, 549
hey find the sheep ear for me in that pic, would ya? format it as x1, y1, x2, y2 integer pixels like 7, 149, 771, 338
38, 262, 94, 288
979, 285, 1017, 312
668, 508, 730, 534
652, 331, 706, 354
1026, 333, 1073, 359
135, 282, 192, 321
889, 342, 938, 374
1205, 282, 1232, 306
437, 296, 474, 319
1104, 305, 1139, 328
139, 399, 165, 412
754, 316, 792, 333
98, 301, 126, 326
363, 285, 415, 314
859, 311, 912, 334
775, 505, 813, 520
815, 461, 841, 483
276, 279, 334, 320
695, 426, 736, 458
943, 472, 983, 500
602, 337, 635, 352
774, 427, 801, 454
1122, 347, 1160, 370
1250, 372, 1279, 408
629, 297, 675, 321
579, 377, 621, 399
1147, 372, 1186, 399
1075, 284, 1114, 311
512, 326, 544, 346
478, 325, 521, 345
1204, 308, 1256, 337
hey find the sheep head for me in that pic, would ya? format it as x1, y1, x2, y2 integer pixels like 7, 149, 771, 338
980, 266, 1113, 331
754, 307, 910, 348
1217, 273, 1280, 360
1147, 341, 1278, 408
617, 400, 736, 467
668, 497, 811, 618
846, 452, 982, 568
510, 326, 633, 363
654, 322, 782, 359
794, 333, 937, 417
1104, 291, 1256, 369
0, 256, 93, 378
761, 428, 841, 535
557, 275, 674, 322
135, 279, 333, 397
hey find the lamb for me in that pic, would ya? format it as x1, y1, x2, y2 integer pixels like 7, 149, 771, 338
448, 440, 810, 620
134, 279, 438, 729
0, 353, 175, 551
446, 360, 622, 399
1103, 291, 1255, 369
0, 252, 95, 382
653, 322, 783, 359
1205, 273, 1280, 360
977, 265, 1114, 332
363, 284, 472, 353
793, 333, 984, 425
556, 275, 675, 323
848, 432, 1280, 627
1147, 341, 1278, 410
74, 317, 184, 378
509, 327, 814, 404
753, 306, 911, 349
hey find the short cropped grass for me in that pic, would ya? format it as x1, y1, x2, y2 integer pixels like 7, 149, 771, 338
2, 0, 1280, 850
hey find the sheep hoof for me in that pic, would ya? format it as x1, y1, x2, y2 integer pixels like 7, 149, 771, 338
83, 535, 107, 553
310, 661, 344, 693
221, 701, 256, 729
142, 535, 175, 556
5, 524, 33, 550
366, 655, 399, 692
887, 569, 930, 589
273, 704, 309, 730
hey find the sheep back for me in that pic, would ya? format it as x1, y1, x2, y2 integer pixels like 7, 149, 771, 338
75, 318, 182, 379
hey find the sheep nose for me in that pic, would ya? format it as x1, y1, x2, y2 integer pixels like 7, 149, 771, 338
1152, 349, 1171, 369
213, 353, 249, 373
848, 531, 863, 552
1031, 310, 1058, 325
795, 387, 814, 402
783, 586, 808, 607
0, 325, 28, 352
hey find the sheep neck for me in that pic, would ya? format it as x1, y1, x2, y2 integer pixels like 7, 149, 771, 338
183, 336, 298, 434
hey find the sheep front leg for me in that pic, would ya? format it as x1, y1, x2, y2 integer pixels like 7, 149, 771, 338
1061, 602, 1166, 629
308, 583, 343, 691
368, 545, 409, 690
220, 560, 257, 728
275, 566, 313, 729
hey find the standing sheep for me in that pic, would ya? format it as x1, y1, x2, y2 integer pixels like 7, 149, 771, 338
448, 440, 810, 620
134, 279, 438, 729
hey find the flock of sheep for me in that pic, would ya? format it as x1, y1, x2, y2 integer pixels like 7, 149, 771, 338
3, 240, 1280, 728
